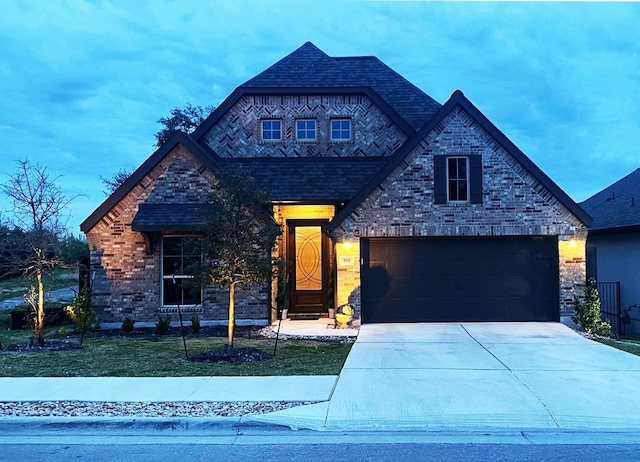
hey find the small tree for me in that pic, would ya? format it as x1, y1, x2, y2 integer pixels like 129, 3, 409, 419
191, 167, 280, 353
154, 103, 215, 147
572, 278, 611, 337
65, 285, 99, 345
0, 159, 74, 346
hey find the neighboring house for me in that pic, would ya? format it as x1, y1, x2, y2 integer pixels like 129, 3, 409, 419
80, 42, 591, 328
580, 168, 640, 333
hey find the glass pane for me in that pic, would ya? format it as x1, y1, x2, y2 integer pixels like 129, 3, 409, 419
163, 278, 201, 306
295, 226, 322, 291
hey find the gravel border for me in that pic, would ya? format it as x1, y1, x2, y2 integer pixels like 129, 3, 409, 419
0, 400, 316, 418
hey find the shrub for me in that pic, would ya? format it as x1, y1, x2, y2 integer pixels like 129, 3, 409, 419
121, 317, 135, 333
572, 278, 611, 337
156, 314, 171, 334
64, 286, 100, 344
190, 314, 201, 334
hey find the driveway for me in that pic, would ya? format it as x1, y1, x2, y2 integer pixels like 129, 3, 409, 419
252, 322, 640, 431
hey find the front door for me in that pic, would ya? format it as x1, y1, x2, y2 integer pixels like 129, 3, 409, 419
287, 220, 329, 313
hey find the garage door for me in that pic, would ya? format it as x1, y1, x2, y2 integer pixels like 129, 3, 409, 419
361, 236, 559, 323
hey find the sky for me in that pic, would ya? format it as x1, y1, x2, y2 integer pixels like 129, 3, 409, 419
0, 1, 638, 234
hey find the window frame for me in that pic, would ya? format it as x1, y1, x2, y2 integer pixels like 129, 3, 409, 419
261, 119, 282, 141
447, 156, 470, 203
434, 155, 483, 205
161, 235, 202, 307
330, 118, 351, 142
296, 119, 317, 141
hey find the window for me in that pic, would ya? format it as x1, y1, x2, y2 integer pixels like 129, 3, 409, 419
434, 155, 483, 204
161, 236, 202, 306
296, 119, 316, 141
331, 119, 351, 141
261, 119, 282, 141
447, 157, 469, 202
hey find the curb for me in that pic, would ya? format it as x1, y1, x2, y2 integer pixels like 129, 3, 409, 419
0, 416, 272, 435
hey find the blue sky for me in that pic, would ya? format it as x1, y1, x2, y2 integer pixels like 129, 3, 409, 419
1, 1, 638, 233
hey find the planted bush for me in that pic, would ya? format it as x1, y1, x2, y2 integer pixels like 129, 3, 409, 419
65, 286, 100, 345
190, 314, 201, 334
573, 278, 611, 337
156, 314, 171, 334
121, 317, 135, 333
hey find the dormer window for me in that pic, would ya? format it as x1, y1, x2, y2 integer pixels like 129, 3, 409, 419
296, 119, 316, 141
262, 119, 282, 141
331, 119, 351, 141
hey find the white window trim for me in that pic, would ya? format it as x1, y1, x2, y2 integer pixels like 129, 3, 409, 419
296, 119, 317, 141
330, 118, 351, 142
261, 119, 282, 141
446, 156, 470, 203
161, 235, 203, 308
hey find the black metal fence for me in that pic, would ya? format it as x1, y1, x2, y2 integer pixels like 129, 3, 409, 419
597, 281, 621, 338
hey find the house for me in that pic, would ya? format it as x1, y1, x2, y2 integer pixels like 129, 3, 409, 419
80, 42, 591, 328
580, 168, 640, 333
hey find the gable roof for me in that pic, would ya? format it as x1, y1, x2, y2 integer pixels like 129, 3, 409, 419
328, 90, 592, 232
80, 131, 221, 233
192, 42, 441, 138
580, 168, 640, 231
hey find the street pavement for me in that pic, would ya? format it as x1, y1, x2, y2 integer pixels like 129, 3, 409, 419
3, 320, 640, 442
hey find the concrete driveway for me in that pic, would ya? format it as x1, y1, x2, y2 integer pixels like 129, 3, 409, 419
252, 322, 640, 432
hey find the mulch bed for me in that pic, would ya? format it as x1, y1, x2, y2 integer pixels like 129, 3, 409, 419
189, 347, 272, 364
1, 326, 272, 363
2, 339, 83, 352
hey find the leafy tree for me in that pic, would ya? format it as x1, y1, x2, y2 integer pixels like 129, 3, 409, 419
100, 168, 134, 196
0, 159, 75, 345
190, 166, 280, 353
572, 278, 611, 337
60, 233, 89, 265
154, 103, 215, 147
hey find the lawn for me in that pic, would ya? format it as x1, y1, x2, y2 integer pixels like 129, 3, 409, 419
596, 337, 640, 357
0, 269, 77, 302
0, 313, 353, 377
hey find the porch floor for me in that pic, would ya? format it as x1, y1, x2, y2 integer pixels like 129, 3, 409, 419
269, 317, 359, 338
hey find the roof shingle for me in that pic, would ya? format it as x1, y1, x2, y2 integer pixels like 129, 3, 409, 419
580, 168, 640, 230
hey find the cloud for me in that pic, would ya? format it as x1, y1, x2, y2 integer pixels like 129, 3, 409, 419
0, 0, 638, 229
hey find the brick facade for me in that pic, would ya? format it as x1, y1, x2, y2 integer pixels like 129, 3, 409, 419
203, 95, 406, 158
331, 106, 587, 318
83, 44, 589, 327
85, 145, 269, 326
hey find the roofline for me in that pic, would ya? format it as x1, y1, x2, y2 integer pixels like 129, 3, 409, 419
191, 86, 416, 140
80, 132, 222, 233
328, 90, 592, 232
588, 224, 640, 236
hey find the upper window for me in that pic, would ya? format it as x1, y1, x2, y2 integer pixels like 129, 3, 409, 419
161, 236, 202, 306
447, 157, 469, 202
434, 155, 483, 205
331, 119, 351, 141
262, 119, 282, 141
296, 119, 316, 141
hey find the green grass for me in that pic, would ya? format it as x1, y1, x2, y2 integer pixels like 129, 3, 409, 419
0, 313, 352, 377
596, 337, 640, 356
0, 269, 77, 302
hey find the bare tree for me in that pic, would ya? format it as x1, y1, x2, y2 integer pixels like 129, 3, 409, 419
1, 159, 75, 345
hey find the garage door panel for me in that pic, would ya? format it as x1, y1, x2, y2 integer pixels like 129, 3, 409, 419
362, 237, 559, 323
